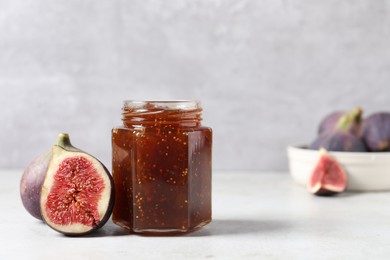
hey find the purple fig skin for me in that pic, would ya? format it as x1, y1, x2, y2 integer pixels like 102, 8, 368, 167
311, 107, 366, 152
362, 112, 390, 151
318, 111, 344, 135
318, 108, 363, 137
309, 131, 367, 152
20, 150, 51, 220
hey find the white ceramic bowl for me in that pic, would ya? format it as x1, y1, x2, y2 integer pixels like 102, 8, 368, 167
287, 146, 390, 191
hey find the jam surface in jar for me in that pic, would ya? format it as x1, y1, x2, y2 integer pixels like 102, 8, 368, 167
112, 101, 212, 233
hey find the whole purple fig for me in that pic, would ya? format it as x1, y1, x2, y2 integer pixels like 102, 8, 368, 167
310, 131, 366, 152
318, 111, 344, 134
310, 111, 367, 152
361, 112, 390, 151
318, 107, 363, 136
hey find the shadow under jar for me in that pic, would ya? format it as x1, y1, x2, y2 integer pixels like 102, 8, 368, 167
112, 100, 212, 234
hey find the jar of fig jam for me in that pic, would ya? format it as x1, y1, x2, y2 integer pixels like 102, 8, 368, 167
112, 100, 212, 234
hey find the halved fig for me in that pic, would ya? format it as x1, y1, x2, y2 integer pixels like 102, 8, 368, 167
307, 149, 347, 196
40, 133, 114, 236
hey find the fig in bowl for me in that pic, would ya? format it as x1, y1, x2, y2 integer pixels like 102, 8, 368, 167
361, 112, 390, 152
310, 108, 367, 152
318, 107, 363, 136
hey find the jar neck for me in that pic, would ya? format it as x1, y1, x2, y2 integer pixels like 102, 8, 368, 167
122, 101, 203, 128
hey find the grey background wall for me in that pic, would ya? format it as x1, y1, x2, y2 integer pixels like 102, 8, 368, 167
1, 0, 390, 170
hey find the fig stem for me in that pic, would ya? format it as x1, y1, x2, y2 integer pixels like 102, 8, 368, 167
319, 148, 328, 155
336, 107, 362, 132
55, 133, 73, 148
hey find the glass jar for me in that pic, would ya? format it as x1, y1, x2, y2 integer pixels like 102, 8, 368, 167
112, 100, 212, 234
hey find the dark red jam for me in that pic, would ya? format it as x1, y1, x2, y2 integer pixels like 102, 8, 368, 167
112, 101, 212, 233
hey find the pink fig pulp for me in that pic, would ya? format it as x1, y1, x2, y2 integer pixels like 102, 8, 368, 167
307, 149, 347, 196
40, 133, 114, 236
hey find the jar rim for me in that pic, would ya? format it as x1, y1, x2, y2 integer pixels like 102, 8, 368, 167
123, 100, 201, 110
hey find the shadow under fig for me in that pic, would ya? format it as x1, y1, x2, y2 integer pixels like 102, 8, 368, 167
80, 219, 131, 237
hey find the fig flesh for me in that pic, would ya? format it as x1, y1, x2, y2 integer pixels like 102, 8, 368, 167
361, 112, 390, 151
307, 149, 347, 196
39, 133, 114, 236
310, 109, 367, 152
20, 150, 51, 220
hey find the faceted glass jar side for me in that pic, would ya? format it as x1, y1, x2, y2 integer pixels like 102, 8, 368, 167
112, 101, 212, 234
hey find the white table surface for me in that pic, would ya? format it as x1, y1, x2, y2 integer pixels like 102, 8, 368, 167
1, 169, 390, 259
